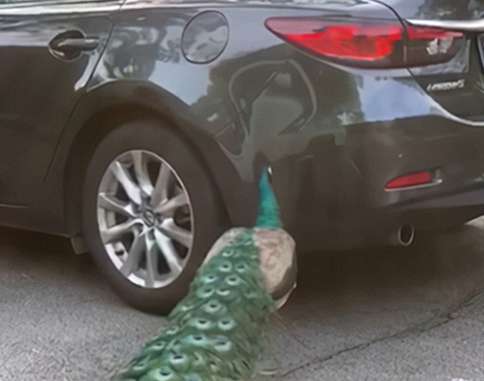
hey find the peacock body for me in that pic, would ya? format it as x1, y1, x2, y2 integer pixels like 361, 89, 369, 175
113, 170, 296, 381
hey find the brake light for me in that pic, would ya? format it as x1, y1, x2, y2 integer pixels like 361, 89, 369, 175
265, 18, 465, 68
406, 26, 464, 66
385, 171, 434, 190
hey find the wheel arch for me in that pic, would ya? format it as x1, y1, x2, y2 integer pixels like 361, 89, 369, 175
60, 83, 239, 237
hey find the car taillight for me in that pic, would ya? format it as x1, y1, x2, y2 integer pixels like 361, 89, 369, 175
406, 26, 464, 66
385, 171, 434, 190
265, 18, 465, 68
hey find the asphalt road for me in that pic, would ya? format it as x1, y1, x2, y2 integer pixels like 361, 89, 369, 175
3, 220, 484, 381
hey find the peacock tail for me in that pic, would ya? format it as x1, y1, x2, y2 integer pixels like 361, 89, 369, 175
113, 168, 295, 381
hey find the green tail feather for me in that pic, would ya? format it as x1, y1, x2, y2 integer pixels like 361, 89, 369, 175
113, 231, 275, 381
255, 169, 282, 229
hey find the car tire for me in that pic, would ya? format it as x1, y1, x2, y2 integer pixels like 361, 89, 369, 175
82, 118, 226, 314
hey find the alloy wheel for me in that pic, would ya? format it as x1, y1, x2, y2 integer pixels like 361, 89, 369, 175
96, 150, 194, 289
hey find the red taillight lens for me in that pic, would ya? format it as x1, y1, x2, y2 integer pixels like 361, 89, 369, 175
385, 171, 434, 190
406, 26, 464, 66
265, 18, 404, 67
265, 17, 465, 68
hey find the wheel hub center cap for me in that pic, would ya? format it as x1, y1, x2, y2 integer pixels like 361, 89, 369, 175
142, 209, 157, 227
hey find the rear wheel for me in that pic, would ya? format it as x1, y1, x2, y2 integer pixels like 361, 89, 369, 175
82, 119, 226, 314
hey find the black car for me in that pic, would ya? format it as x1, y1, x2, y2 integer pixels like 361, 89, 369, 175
2, 0, 484, 312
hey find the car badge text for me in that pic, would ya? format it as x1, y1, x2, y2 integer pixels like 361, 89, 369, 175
427, 79, 465, 92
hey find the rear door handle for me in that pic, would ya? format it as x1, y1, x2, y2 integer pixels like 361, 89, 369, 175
49, 31, 100, 60
53, 37, 100, 52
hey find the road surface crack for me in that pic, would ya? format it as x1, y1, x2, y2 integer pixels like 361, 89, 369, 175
281, 288, 484, 378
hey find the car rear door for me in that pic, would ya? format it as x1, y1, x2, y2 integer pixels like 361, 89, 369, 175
0, 0, 121, 205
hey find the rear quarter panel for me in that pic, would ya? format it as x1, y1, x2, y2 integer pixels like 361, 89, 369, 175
77, 0, 407, 229
44, 0, 460, 244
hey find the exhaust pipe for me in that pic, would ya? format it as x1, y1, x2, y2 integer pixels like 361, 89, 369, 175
390, 224, 415, 247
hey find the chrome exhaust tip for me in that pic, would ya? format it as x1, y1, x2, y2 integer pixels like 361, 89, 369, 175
391, 224, 416, 247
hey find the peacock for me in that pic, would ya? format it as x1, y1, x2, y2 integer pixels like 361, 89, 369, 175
113, 168, 297, 381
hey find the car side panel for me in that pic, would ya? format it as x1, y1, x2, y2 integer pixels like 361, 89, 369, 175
78, 2, 400, 229
8, 0, 483, 249
3, 0, 431, 236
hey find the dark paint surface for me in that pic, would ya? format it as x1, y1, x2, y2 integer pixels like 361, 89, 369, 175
0, 1, 116, 204
0, 0, 483, 249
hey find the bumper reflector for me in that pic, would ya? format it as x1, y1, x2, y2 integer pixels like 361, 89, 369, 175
385, 171, 434, 190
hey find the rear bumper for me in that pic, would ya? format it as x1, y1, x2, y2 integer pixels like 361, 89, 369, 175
274, 115, 484, 251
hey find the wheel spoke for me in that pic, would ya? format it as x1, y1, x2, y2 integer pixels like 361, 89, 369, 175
111, 161, 142, 205
132, 151, 154, 196
150, 163, 171, 208
144, 234, 158, 287
155, 192, 189, 215
100, 219, 140, 243
98, 193, 135, 218
120, 231, 145, 276
159, 219, 193, 248
155, 229, 183, 274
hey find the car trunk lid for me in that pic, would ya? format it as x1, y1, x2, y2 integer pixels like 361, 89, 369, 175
373, 0, 484, 21
372, 0, 484, 122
